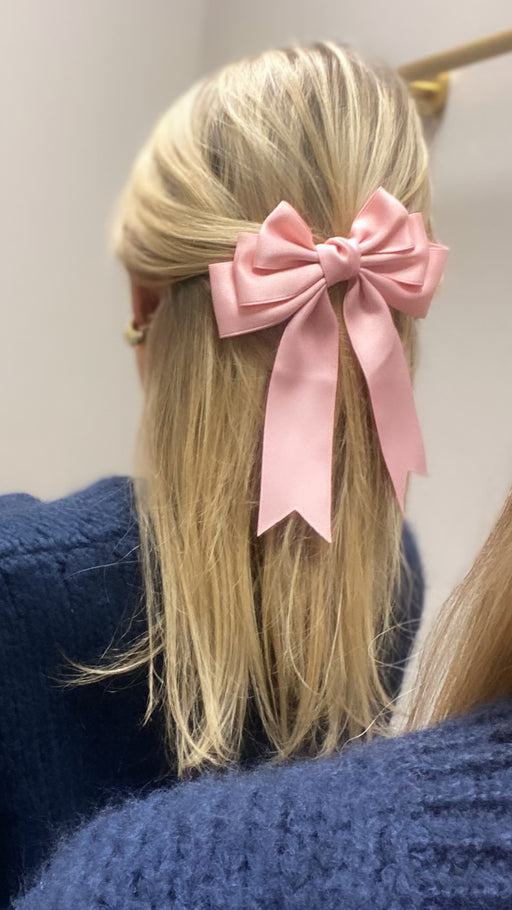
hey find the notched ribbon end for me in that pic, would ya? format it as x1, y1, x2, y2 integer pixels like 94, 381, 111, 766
257, 508, 332, 543
394, 460, 428, 514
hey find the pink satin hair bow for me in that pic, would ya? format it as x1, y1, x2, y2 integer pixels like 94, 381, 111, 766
209, 187, 448, 542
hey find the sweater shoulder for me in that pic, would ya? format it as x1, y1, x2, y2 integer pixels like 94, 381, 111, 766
14, 698, 512, 910
0, 477, 138, 562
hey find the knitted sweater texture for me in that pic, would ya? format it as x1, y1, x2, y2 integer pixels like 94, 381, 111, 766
14, 698, 512, 910
0, 477, 423, 907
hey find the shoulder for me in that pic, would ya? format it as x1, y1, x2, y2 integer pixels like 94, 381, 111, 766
0, 477, 140, 649
15, 699, 512, 909
206, 697, 512, 833
0, 477, 138, 562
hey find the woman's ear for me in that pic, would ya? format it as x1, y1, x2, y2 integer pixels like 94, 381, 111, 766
128, 278, 161, 386
130, 278, 160, 329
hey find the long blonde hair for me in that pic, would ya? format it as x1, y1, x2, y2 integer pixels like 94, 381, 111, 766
407, 490, 512, 731
109, 42, 433, 773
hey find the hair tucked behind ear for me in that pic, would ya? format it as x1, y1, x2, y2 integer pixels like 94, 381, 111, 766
104, 42, 432, 773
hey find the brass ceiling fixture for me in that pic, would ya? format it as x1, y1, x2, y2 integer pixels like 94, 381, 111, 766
398, 29, 512, 116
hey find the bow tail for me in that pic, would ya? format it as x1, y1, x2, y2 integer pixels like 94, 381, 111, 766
344, 278, 427, 510
257, 289, 339, 541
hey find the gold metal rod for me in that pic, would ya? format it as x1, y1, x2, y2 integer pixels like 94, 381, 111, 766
398, 29, 512, 81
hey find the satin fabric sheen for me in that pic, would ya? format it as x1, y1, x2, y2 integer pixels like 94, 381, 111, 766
209, 188, 448, 541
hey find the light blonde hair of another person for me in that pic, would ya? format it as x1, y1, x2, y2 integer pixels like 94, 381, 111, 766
87, 42, 436, 774
407, 489, 512, 731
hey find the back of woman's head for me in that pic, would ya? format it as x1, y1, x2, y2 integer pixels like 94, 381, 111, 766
113, 41, 434, 772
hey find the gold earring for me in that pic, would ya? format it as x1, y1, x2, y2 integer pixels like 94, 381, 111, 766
124, 316, 149, 347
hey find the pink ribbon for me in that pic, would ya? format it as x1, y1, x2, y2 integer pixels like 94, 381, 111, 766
209, 187, 448, 541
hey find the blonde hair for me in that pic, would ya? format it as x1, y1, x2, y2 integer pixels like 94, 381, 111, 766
108, 42, 433, 773
407, 490, 512, 731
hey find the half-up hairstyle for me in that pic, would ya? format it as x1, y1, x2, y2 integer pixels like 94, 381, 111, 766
107, 41, 433, 773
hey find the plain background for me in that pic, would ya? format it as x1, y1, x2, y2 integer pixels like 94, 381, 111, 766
1, 1, 511, 636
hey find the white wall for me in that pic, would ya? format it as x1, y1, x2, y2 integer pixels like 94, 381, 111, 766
1, 0, 205, 499
202, 1, 512, 623
202, 0, 509, 71
2, 0, 512, 629
409, 51, 512, 623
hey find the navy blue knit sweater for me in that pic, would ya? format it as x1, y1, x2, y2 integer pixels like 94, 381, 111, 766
13, 698, 512, 910
0, 477, 423, 907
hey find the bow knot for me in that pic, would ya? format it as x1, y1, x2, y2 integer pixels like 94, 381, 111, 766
209, 187, 448, 541
317, 237, 361, 287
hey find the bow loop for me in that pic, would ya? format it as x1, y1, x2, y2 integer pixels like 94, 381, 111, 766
253, 201, 318, 271
209, 187, 448, 540
350, 187, 414, 254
